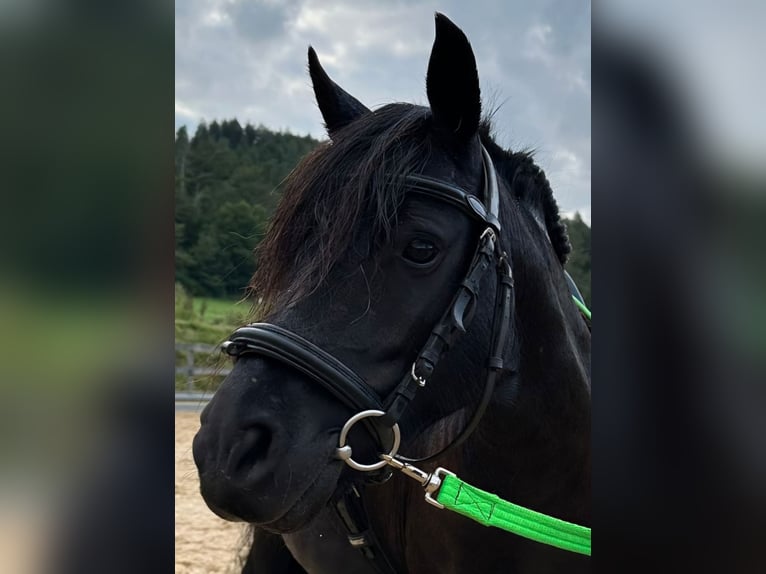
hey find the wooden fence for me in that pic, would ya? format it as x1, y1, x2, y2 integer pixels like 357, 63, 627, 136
175, 342, 231, 391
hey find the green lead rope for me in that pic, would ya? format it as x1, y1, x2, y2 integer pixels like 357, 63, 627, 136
378, 292, 593, 557
571, 295, 592, 320
436, 474, 591, 556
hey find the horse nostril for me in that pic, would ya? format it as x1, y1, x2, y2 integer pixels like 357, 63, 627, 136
230, 424, 274, 475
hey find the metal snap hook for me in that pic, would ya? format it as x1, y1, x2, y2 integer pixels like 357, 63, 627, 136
336, 409, 400, 471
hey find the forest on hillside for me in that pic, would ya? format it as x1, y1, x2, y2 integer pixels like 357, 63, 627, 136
175, 121, 591, 305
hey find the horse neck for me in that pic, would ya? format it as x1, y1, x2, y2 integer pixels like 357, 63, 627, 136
359, 270, 589, 574
466, 220, 591, 520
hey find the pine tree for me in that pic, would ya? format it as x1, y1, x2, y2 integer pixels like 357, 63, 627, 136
175, 122, 321, 296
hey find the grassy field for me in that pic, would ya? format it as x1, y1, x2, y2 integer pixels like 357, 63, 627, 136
191, 297, 251, 325
175, 288, 252, 390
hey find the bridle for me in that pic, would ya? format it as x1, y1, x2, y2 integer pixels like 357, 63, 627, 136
220, 143, 511, 572
221, 144, 513, 467
220, 144, 590, 570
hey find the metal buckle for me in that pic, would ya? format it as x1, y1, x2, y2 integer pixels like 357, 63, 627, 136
347, 534, 368, 547
480, 226, 496, 243
336, 410, 401, 472
411, 362, 427, 387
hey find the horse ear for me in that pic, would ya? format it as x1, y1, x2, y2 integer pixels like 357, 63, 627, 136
308, 46, 370, 137
426, 13, 481, 141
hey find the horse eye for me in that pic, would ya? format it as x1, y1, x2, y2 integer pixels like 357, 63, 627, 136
402, 239, 439, 265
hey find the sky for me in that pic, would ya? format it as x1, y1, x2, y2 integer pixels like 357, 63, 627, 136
176, 0, 592, 223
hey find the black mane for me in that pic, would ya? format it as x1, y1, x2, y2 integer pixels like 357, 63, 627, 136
249, 104, 431, 312
250, 109, 570, 315
479, 122, 572, 265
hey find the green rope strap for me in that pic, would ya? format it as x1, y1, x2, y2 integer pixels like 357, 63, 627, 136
571, 295, 592, 320
436, 474, 591, 556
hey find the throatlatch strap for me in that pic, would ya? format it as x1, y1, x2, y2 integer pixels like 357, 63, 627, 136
333, 487, 398, 574
436, 475, 591, 556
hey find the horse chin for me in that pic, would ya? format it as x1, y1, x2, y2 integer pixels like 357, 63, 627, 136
258, 461, 343, 534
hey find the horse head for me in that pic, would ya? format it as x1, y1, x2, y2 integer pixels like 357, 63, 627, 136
194, 13, 590, 573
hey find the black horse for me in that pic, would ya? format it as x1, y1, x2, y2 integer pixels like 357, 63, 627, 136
193, 14, 590, 574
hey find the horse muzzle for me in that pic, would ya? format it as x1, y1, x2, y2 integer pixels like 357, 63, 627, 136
192, 357, 349, 527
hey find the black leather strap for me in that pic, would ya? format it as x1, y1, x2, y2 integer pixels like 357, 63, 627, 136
223, 324, 384, 413
405, 175, 490, 223
223, 324, 397, 454
564, 270, 585, 307
380, 230, 497, 426
394, 246, 514, 464
404, 144, 501, 235
333, 485, 399, 574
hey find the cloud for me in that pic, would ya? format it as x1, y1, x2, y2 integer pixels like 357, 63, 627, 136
562, 206, 591, 226
175, 0, 592, 218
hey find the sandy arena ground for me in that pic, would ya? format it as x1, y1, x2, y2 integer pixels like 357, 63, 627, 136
176, 411, 248, 574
